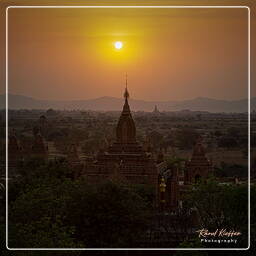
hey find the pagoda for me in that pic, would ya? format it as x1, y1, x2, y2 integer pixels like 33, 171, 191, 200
31, 127, 48, 160
184, 136, 213, 184
84, 76, 158, 186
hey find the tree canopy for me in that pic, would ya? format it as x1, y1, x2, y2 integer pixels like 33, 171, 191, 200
6, 159, 153, 249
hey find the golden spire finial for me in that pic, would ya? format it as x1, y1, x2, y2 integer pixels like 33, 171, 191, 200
124, 73, 129, 100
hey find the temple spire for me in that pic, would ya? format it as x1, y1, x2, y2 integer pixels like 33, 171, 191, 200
124, 73, 129, 100
116, 74, 136, 143
122, 73, 130, 113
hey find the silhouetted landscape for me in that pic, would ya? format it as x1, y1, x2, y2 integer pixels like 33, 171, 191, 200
1, 2, 254, 253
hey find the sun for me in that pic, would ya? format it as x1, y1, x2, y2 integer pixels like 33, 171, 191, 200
114, 41, 123, 50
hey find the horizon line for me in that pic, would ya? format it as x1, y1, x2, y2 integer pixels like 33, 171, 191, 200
1, 93, 250, 103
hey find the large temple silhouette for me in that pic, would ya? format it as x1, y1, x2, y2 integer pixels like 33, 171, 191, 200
81, 77, 213, 210
84, 77, 158, 187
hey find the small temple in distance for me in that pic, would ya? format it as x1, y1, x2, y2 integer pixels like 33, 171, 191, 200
8, 128, 48, 169
152, 105, 161, 116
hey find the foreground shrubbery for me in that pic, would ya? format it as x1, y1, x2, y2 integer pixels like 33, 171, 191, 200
183, 179, 252, 249
5, 158, 154, 249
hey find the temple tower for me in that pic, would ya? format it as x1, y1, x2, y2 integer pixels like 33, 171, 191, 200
165, 167, 179, 209
184, 136, 212, 184
116, 74, 136, 144
67, 143, 83, 178
31, 127, 48, 159
67, 143, 80, 165
85, 75, 158, 188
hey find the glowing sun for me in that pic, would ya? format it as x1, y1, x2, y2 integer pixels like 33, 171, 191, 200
114, 41, 123, 49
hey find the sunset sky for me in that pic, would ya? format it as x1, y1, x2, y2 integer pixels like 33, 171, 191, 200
2, 5, 251, 101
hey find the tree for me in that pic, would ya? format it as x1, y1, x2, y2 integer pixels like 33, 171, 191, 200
175, 239, 207, 256
218, 136, 238, 148
66, 180, 153, 248
175, 128, 198, 149
8, 176, 82, 248
214, 130, 222, 137
9, 216, 81, 248
184, 179, 249, 248
214, 163, 248, 178
2, 159, 86, 251
227, 127, 241, 137
81, 138, 100, 154
6, 157, 154, 248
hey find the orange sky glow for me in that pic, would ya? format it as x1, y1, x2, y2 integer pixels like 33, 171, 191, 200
3, 5, 251, 101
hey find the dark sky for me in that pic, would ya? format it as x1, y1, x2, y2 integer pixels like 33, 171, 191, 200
0, 0, 254, 101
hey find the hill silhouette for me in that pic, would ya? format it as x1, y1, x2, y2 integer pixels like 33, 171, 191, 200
0, 94, 252, 113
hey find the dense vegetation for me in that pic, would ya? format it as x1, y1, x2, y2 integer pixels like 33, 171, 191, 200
2, 159, 154, 250
0, 161, 254, 256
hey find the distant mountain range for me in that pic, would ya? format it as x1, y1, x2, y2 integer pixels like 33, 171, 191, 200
0, 94, 253, 113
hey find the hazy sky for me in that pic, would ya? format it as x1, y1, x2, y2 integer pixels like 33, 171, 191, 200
2, 3, 251, 101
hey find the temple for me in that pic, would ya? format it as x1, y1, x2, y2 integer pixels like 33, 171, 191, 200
84, 76, 158, 187
31, 127, 48, 160
160, 136, 213, 210
8, 127, 48, 166
152, 105, 161, 116
184, 136, 213, 184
